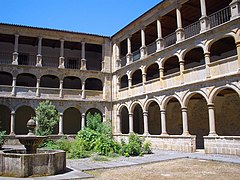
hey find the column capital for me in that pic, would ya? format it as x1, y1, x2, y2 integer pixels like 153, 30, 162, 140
15, 34, 19, 38
128, 113, 133, 116
60, 39, 64, 43
59, 112, 63, 116
207, 103, 215, 108
38, 36, 42, 40
143, 111, 148, 115
181, 106, 187, 111
11, 111, 16, 115
82, 113, 85, 116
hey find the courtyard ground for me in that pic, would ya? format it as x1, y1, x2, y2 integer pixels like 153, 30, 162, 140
85, 158, 240, 180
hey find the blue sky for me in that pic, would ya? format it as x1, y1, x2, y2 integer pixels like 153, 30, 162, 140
0, 0, 161, 36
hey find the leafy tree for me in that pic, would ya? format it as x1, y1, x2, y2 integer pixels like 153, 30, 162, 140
33, 100, 59, 136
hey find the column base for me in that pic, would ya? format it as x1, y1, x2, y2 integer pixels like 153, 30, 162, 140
143, 132, 149, 136
160, 132, 169, 136
126, 53, 133, 64
156, 38, 164, 52
9, 132, 15, 136
140, 46, 147, 59
58, 133, 64, 135
208, 132, 218, 136
182, 131, 191, 136
199, 16, 210, 33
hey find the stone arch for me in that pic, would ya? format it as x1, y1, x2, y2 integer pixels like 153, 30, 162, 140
163, 96, 182, 135
146, 99, 161, 135
15, 105, 35, 135
162, 55, 180, 76
63, 76, 81, 89
40, 74, 60, 88
146, 63, 160, 81
132, 103, 144, 134
0, 71, 12, 85
183, 47, 205, 69
162, 95, 183, 110
183, 91, 209, 107
118, 104, 129, 134
85, 78, 103, 91
63, 107, 81, 134
132, 69, 142, 85
211, 87, 240, 136
185, 92, 209, 149
0, 105, 11, 134
120, 75, 128, 89
208, 36, 237, 63
16, 73, 37, 87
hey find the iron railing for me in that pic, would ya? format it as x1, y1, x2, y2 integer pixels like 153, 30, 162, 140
0, 52, 12, 65
163, 32, 177, 47
209, 6, 231, 28
42, 56, 59, 68
147, 42, 156, 55
132, 49, 140, 61
184, 21, 201, 39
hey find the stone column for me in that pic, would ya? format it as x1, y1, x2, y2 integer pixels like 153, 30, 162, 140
81, 113, 85, 129
11, 77, 16, 96
236, 41, 240, 71
160, 110, 168, 135
10, 111, 15, 135
116, 114, 121, 134
102, 114, 106, 122
58, 113, 64, 135
176, 4, 185, 42
126, 36, 133, 64
36, 78, 40, 97
159, 66, 164, 88
82, 81, 86, 99
179, 59, 185, 84
204, 52, 211, 78
81, 41, 87, 70
181, 107, 190, 135
59, 80, 63, 98
140, 27, 147, 58
208, 103, 217, 136
115, 42, 121, 69
101, 43, 105, 71
36, 37, 42, 67
58, 39, 65, 68
12, 34, 19, 65
143, 111, 149, 135
142, 73, 146, 93
230, 0, 240, 20
103, 77, 106, 100
129, 113, 133, 133
128, 78, 132, 89
156, 17, 164, 51
199, 0, 210, 32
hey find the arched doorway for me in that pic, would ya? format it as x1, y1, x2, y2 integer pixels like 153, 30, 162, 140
15, 106, 35, 135
146, 63, 159, 81
132, 69, 142, 86
214, 88, 240, 136
16, 73, 36, 87
133, 104, 144, 134
120, 106, 129, 134
0, 105, 11, 134
63, 107, 81, 134
85, 108, 103, 126
148, 101, 161, 135
187, 93, 209, 149
166, 97, 182, 135
163, 56, 180, 76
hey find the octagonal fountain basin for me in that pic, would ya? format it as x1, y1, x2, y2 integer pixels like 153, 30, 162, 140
0, 149, 66, 177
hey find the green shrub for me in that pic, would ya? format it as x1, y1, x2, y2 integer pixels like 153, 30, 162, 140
0, 131, 6, 147
143, 140, 152, 154
33, 100, 59, 136
68, 139, 90, 159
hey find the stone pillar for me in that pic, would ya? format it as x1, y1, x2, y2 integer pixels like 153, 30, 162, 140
59, 80, 63, 98
236, 41, 240, 71
128, 78, 132, 89
176, 4, 185, 42
101, 43, 105, 71
115, 43, 121, 68
142, 73, 146, 93
179, 60, 185, 84
160, 110, 168, 135
11, 77, 16, 96
199, 0, 210, 32
58, 113, 64, 135
140, 27, 147, 58
36, 78, 40, 97
159, 66, 164, 88
103, 76, 107, 100
58, 39, 65, 68
181, 107, 190, 135
12, 34, 19, 65
126, 36, 133, 64
143, 111, 149, 135
81, 41, 87, 70
204, 52, 211, 78
230, 0, 240, 20
116, 114, 121, 134
102, 114, 106, 122
10, 111, 15, 135
156, 17, 164, 51
208, 103, 217, 136
129, 113, 133, 133
36, 37, 42, 67
81, 113, 85, 129
82, 81, 86, 99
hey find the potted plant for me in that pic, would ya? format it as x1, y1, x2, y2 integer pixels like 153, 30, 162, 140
0, 130, 6, 149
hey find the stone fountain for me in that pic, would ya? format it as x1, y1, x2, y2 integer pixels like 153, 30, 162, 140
0, 119, 66, 177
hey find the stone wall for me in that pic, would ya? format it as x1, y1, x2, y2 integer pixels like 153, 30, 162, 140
204, 136, 240, 156
114, 135, 196, 153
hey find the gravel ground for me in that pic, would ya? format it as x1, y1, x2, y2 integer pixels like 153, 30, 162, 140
85, 158, 240, 180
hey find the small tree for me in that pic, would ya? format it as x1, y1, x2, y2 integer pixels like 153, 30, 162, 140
33, 100, 59, 136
